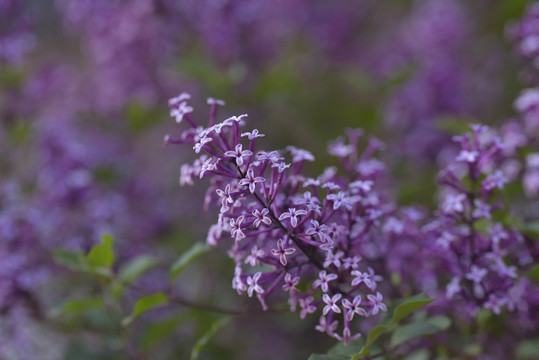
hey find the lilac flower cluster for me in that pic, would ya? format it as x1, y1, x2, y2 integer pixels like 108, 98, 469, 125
167, 94, 391, 344
507, 3, 539, 83
0, 0, 35, 65
369, 0, 501, 162
425, 125, 525, 314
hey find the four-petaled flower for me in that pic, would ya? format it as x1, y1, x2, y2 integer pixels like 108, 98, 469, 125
282, 273, 300, 293
313, 270, 338, 292
315, 315, 338, 334
230, 216, 245, 241
271, 239, 296, 266
279, 208, 307, 227
241, 129, 265, 140
239, 169, 265, 193
272, 161, 291, 173
252, 208, 272, 228
326, 191, 352, 210
216, 184, 234, 207
245, 246, 266, 267
246, 272, 264, 297
465, 265, 488, 284
351, 270, 374, 289
299, 296, 317, 319
322, 293, 342, 315
342, 296, 367, 321
456, 150, 479, 163
225, 144, 253, 166
367, 292, 387, 315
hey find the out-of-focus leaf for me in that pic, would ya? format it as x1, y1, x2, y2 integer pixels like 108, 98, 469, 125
464, 343, 482, 356
308, 354, 347, 360
170, 242, 209, 280
402, 349, 430, 360
522, 221, 539, 240
142, 313, 192, 349
125, 102, 162, 132
436, 116, 477, 135
50, 298, 104, 318
53, 250, 88, 272
87, 234, 115, 269
528, 265, 539, 284
389, 294, 436, 325
190, 316, 230, 360
390, 316, 451, 347
119, 255, 158, 284
122, 293, 168, 326
352, 294, 436, 359
516, 339, 539, 359
328, 338, 365, 357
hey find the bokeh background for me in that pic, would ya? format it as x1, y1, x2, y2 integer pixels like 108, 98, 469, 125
0, 0, 534, 359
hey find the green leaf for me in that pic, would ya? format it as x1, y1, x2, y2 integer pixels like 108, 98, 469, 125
170, 242, 209, 280
308, 355, 346, 360
190, 316, 230, 360
352, 294, 436, 359
522, 221, 539, 240
389, 294, 436, 325
122, 293, 168, 326
528, 265, 539, 284
142, 313, 191, 349
119, 255, 158, 284
402, 349, 430, 360
390, 316, 451, 347
328, 338, 366, 357
351, 346, 370, 359
516, 339, 539, 359
50, 298, 104, 318
53, 250, 88, 272
87, 234, 115, 269
365, 325, 389, 347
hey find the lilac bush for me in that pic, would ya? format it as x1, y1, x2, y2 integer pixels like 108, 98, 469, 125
2, 1, 539, 359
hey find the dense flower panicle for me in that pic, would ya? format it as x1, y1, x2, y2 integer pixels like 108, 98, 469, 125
0, 0, 35, 65
167, 94, 391, 343
418, 124, 536, 320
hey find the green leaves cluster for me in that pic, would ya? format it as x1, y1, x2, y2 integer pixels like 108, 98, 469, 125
310, 294, 447, 360
53, 238, 223, 359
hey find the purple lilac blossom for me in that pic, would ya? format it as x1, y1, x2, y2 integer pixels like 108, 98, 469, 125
167, 94, 391, 344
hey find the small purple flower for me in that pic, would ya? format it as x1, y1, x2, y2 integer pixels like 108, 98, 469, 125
230, 216, 246, 241
465, 265, 488, 284
271, 239, 296, 266
342, 296, 367, 321
278, 208, 307, 228
216, 184, 234, 208
271, 161, 291, 173
246, 272, 264, 297
326, 191, 352, 210
282, 273, 300, 293
299, 296, 317, 319
351, 270, 374, 289
322, 293, 342, 315
313, 270, 338, 292
367, 292, 387, 315
225, 144, 253, 166
207, 97, 226, 106
252, 208, 272, 228
245, 246, 266, 267
239, 169, 265, 193
446, 277, 461, 298
241, 129, 265, 140
484, 294, 507, 315
323, 250, 344, 268
315, 315, 338, 334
